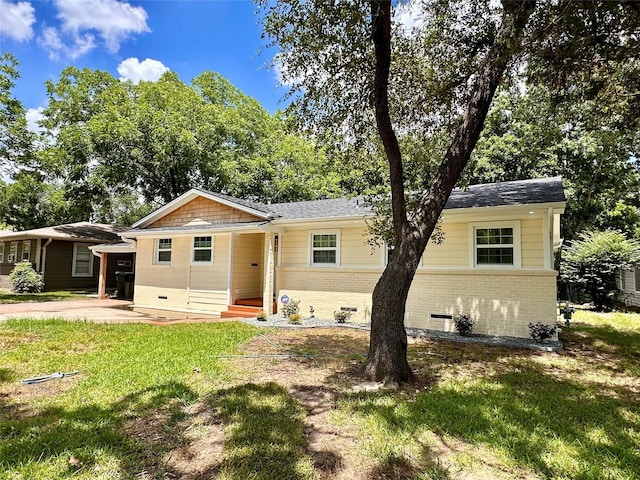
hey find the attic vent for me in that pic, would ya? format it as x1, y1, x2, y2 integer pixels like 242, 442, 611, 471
430, 313, 452, 320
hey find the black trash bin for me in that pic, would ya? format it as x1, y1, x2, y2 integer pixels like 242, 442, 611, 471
115, 271, 135, 299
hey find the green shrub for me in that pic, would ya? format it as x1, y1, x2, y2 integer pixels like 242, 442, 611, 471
333, 310, 352, 323
288, 313, 302, 325
9, 261, 44, 293
560, 230, 640, 311
453, 311, 474, 336
282, 300, 300, 318
528, 322, 558, 343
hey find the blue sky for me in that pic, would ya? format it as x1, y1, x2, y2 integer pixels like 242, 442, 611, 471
0, 0, 290, 127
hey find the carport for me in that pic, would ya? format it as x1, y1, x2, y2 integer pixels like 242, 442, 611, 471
89, 242, 137, 300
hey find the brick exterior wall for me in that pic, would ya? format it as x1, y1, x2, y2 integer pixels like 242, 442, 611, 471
149, 197, 262, 228
277, 267, 558, 338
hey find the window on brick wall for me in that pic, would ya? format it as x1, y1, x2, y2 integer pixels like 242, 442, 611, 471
310, 231, 340, 266
470, 221, 521, 268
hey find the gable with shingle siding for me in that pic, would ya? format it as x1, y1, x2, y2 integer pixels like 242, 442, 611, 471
148, 197, 264, 229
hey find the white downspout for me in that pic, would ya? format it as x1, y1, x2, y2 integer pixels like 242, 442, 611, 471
41, 238, 53, 280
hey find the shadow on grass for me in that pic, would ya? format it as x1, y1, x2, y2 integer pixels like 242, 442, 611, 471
343, 361, 639, 479
0, 381, 198, 477
207, 382, 314, 480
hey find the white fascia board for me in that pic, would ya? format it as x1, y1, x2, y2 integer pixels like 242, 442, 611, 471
88, 243, 136, 254
131, 189, 271, 229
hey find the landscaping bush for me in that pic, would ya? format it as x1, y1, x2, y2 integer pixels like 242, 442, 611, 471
288, 313, 302, 325
453, 311, 474, 336
9, 261, 44, 293
528, 322, 558, 343
282, 300, 300, 318
333, 310, 352, 323
560, 230, 640, 311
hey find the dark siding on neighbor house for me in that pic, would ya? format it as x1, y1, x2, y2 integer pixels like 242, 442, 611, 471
105, 253, 135, 289
43, 240, 100, 291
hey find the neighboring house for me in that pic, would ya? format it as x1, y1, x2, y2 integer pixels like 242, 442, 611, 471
0, 222, 134, 292
92, 177, 566, 339
618, 266, 640, 308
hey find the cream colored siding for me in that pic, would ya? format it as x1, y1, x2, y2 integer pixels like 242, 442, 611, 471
341, 227, 380, 267
422, 222, 469, 267
134, 237, 191, 309
231, 233, 264, 301
188, 235, 230, 312
521, 218, 544, 268
134, 235, 230, 314
280, 230, 309, 266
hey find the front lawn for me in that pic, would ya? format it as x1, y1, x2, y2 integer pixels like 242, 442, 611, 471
1, 311, 638, 479
0, 291, 90, 304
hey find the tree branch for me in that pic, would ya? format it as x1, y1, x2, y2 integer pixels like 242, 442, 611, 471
371, 0, 407, 242
413, 0, 536, 234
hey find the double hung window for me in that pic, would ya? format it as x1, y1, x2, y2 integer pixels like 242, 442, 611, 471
310, 231, 339, 266
192, 236, 213, 264
156, 238, 172, 264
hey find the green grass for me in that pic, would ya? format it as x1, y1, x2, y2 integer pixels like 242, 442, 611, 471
0, 318, 267, 479
1, 311, 639, 479
0, 291, 90, 304
337, 310, 640, 479
211, 383, 315, 480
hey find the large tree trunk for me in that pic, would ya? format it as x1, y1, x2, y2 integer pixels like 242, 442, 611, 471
364, 0, 536, 384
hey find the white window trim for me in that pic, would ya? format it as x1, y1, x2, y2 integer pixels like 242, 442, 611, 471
309, 230, 341, 267
192, 235, 214, 265
469, 221, 521, 269
381, 242, 424, 268
72, 243, 94, 277
0, 242, 4, 263
155, 238, 173, 265
7, 242, 18, 263
22, 240, 31, 262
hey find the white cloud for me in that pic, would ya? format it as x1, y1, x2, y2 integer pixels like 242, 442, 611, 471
55, 0, 149, 52
39, 26, 95, 60
25, 107, 44, 133
39, 0, 149, 59
117, 57, 169, 84
0, 0, 36, 41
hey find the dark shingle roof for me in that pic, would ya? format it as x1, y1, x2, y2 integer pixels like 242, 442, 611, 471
0, 222, 125, 242
269, 198, 369, 220
267, 177, 565, 221
445, 176, 565, 209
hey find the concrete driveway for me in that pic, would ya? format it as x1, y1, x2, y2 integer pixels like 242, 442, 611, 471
0, 298, 229, 325
0, 299, 153, 322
